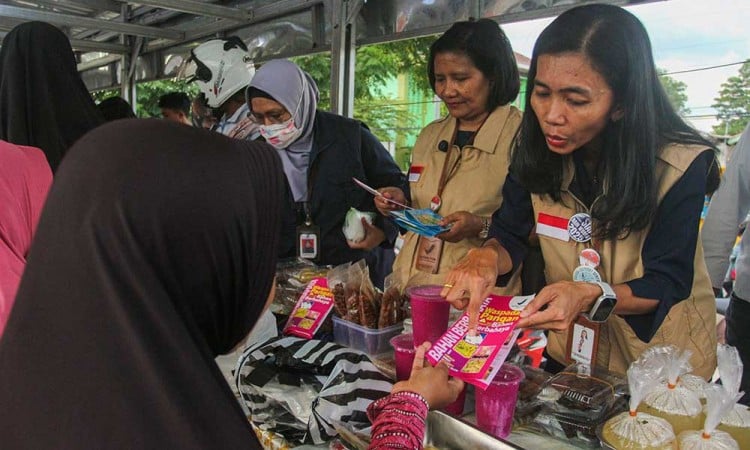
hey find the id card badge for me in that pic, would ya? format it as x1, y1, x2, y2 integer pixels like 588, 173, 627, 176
297, 223, 320, 260
565, 315, 600, 370
415, 236, 443, 274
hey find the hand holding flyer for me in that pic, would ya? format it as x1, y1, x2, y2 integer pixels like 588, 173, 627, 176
425, 294, 531, 389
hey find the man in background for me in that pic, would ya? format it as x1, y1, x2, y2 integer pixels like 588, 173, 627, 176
158, 92, 192, 126
702, 122, 750, 405
184, 37, 259, 140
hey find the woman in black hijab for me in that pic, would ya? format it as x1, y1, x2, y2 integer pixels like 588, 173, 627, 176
0, 21, 103, 171
0, 119, 284, 449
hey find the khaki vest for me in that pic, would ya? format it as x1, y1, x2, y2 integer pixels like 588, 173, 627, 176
533, 143, 716, 379
393, 105, 522, 295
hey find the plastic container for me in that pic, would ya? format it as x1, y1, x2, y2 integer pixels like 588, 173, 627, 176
332, 316, 403, 355
407, 284, 450, 346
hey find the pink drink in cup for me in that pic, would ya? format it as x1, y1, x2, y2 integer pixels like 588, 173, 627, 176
390, 333, 416, 381
475, 364, 524, 439
441, 385, 467, 416
407, 285, 450, 346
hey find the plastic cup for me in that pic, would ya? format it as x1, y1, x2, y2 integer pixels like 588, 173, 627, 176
407, 285, 450, 346
441, 385, 467, 416
475, 364, 525, 439
390, 333, 416, 381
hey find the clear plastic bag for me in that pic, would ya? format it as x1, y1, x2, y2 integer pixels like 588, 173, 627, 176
638, 346, 703, 435
342, 207, 375, 243
274, 258, 330, 315
680, 373, 709, 401
327, 262, 351, 319
377, 272, 407, 329
678, 385, 740, 450
717, 403, 750, 447
601, 361, 676, 449
715, 345, 749, 446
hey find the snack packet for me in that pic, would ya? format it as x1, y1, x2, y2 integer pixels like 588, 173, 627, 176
282, 278, 336, 339
327, 262, 351, 319
357, 264, 379, 329
378, 272, 406, 328
601, 361, 676, 449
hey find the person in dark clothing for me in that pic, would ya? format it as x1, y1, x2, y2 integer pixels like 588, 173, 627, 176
97, 96, 137, 121
0, 21, 103, 172
158, 92, 192, 125
0, 119, 283, 449
247, 59, 408, 287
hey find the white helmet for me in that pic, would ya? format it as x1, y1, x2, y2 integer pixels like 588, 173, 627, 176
182, 37, 255, 108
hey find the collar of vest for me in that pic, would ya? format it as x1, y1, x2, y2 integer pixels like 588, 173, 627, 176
431, 105, 513, 154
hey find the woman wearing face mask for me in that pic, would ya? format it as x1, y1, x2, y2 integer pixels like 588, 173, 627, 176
247, 59, 407, 287
442, 4, 720, 378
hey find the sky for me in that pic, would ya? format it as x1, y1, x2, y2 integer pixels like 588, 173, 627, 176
501, 0, 750, 134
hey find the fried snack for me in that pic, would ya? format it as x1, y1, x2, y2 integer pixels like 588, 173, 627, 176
358, 294, 379, 329
332, 282, 347, 318
345, 293, 360, 324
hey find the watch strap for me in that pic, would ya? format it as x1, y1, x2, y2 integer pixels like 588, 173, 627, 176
584, 281, 616, 322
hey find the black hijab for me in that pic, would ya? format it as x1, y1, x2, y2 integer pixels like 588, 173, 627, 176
0, 119, 283, 449
0, 21, 104, 172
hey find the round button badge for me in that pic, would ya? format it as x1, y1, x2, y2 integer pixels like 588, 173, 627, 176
573, 265, 602, 283
568, 213, 592, 243
579, 248, 601, 268
430, 195, 442, 212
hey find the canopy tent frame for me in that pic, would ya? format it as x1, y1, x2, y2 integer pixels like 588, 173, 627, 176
0, 0, 661, 117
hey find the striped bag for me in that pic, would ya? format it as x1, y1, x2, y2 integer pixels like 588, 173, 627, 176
234, 336, 393, 445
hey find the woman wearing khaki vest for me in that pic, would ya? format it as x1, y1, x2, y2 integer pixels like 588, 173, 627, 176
442, 4, 721, 378
375, 19, 523, 294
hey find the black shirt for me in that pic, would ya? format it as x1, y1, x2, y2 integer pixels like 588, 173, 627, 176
489, 149, 714, 342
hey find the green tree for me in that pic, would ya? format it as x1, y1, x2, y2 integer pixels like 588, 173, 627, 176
712, 61, 750, 136
92, 79, 199, 118
658, 68, 690, 115
292, 37, 434, 152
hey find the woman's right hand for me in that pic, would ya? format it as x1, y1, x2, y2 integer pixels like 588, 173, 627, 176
391, 342, 464, 410
374, 187, 408, 216
440, 246, 501, 334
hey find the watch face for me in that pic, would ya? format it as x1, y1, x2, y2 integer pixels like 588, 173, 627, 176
591, 297, 617, 322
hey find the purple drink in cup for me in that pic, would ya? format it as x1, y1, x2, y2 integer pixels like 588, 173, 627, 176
475, 364, 524, 439
390, 333, 416, 381
407, 285, 450, 346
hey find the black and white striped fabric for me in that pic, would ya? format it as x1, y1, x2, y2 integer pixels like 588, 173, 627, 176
234, 336, 393, 445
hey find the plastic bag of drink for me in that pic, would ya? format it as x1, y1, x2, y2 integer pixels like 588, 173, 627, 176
715, 345, 750, 447
601, 361, 676, 449
638, 345, 703, 435
678, 384, 740, 449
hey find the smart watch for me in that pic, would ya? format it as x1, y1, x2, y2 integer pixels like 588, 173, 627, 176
583, 281, 617, 323
478, 217, 491, 239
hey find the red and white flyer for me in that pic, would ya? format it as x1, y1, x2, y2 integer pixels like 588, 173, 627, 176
425, 294, 532, 389
282, 278, 335, 339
